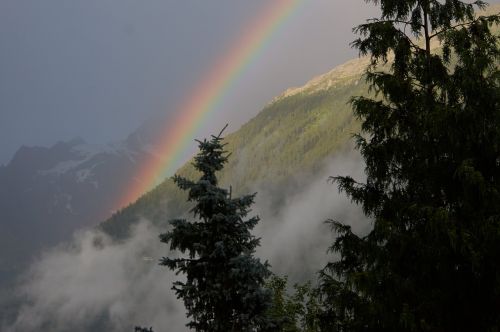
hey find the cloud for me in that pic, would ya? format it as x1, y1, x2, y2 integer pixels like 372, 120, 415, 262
254, 150, 368, 282
7, 151, 368, 332
8, 222, 187, 332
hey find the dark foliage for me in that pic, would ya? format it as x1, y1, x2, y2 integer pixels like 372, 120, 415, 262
134, 327, 154, 332
322, 1, 500, 331
265, 275, 324, 332
160, 127, 272, 332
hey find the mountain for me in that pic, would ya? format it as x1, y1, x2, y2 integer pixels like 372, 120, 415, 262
101, 2, 500, 237
0, 51, 372, 327
4, 5, 498, 329
0, 130, 162, 286
0, 53, 376, 331
100, 56, 372, 238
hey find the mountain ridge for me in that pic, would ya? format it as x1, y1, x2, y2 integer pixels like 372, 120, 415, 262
0, 133, 163, 290
100, 54, 371, 237
101, 3, 500, 237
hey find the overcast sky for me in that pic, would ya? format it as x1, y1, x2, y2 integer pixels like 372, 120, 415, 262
4, 1, 495, 165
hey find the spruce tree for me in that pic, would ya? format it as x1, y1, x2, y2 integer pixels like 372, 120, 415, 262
160, 127, 272, 332
322, 1, 500, 331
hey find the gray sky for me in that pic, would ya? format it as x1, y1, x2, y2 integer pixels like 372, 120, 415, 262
0, 0, 377, 164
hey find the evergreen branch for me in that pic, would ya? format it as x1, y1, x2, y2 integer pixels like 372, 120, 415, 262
366, 18, 424, 28
428, 15, 487, 40
216, 123, 229, 139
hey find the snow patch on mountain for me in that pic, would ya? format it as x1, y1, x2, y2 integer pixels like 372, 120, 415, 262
40, 158, 90, 176
38, 141, 145, 177
76, 169, 93, 183
50, 193, 74, 214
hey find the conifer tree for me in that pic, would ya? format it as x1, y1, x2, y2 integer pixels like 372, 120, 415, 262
160, 127, 272, 332
322, 1, 500, 330
265, 275, 323, 332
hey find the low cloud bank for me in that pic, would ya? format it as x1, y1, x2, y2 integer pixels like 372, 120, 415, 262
8, 222, 187, 332
7, 151, 367, 332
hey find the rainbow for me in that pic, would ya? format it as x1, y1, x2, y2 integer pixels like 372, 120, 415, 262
117, 0, 303, 209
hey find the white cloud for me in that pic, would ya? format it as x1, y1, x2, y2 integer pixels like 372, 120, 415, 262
9, 222, 187, 332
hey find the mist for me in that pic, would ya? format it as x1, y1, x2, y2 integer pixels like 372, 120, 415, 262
253, 151, 368, 282
6, 151, 368, 332
7, 222, 187, 332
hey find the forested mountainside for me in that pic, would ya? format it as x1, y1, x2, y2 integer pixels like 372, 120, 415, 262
101, 57, 371, 238
101, 3, 500, 238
